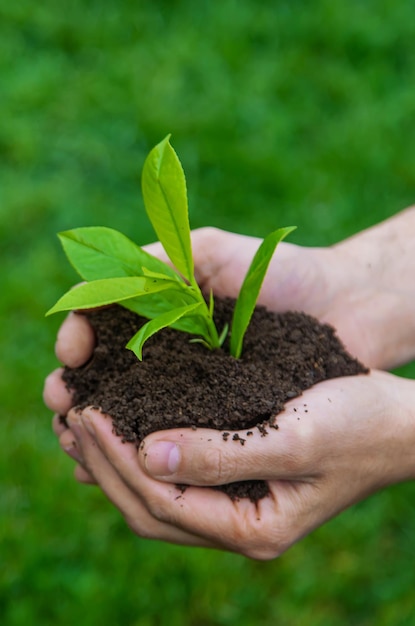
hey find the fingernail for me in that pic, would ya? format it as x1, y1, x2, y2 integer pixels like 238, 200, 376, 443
63, 441, 82, 463
81, 412, 95, 437
67, 412, 83, 439
144, 442, 180, 477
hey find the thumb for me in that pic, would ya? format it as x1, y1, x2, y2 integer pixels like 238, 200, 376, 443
138, 422, 304, 486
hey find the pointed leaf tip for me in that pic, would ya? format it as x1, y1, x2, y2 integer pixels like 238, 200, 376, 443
230, 226, 296, 358
141, 136, 194, 282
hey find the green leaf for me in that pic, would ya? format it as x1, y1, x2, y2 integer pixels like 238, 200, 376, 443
46, 276, 180, 316
58, 227, 180, 281
123, 285, 195, 318
123, 289, 213, 338
140, 267, 180, 281
230, 226, 297, 358
127, 302, 204, 360
141, 135, 194, 283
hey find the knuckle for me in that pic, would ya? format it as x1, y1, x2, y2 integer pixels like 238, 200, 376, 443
242, 543, 281, 561
226, 509, 292, 561
191, 447, 238, 486
193, 226, 222, 242
56, 312, 95, 367
124, 491, 179, 538
43, 369, 70, 413
239, 528, 289, 561
145, 491, 178, 525
280, 420, 318, 474
124, 515, 157, 540
147, 501, 168, 524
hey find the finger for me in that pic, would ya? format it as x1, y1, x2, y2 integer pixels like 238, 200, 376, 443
137, 411, 316, 487
188, 227, 308, 312
43, 368, 73, 414
145, 228, 313, 314
133, 463, 340, 559
55, 415, 97, 481
59, 426, 84, 465
55, 311, 95, 367
138, 373, 386, 488
142, 240, 169, 263
78, 409, 330, 559
52, 413, 67, 437
74, 464, 97, 485
68, 408, 216, 549
190, 228, 258, 297
144, 229, 258, 298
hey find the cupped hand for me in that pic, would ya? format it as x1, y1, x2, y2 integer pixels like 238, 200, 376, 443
43, 225, 415, 557
43, 226, 352, 425
42, 225, 398, 484
146, 226, 409, 369
45, 221, 411, 401
46, 369, 415, 559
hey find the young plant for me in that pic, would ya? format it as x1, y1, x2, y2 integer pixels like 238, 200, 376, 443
47, 136, 296, 359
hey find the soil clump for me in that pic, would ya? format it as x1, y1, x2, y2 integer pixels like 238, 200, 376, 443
62, 299, 368, 502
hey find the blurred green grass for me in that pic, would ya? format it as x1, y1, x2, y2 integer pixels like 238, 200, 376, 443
1, 1, 415, 624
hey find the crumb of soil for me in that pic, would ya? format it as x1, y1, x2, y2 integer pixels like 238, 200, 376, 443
62, 299, 368, 502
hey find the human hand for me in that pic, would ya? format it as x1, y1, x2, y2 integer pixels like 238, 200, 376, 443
145, 212, 415, 370
43, 223, 360, 432
45, 206, 415, 398
43, 223, 367, 483
44, 210, 415, 556
45, 367, 415, 559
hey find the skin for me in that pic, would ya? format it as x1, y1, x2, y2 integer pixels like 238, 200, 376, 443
43, 206, 415, 560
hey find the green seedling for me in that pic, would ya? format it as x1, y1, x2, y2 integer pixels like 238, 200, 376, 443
47, 135, 296, 359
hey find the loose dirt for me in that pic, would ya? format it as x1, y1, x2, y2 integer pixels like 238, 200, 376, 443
63, 300, 368, 501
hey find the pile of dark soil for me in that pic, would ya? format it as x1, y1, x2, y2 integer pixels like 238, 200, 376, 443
62, 299, 368, 501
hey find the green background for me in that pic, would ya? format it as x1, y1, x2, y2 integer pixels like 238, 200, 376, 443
1, 1, 415, 624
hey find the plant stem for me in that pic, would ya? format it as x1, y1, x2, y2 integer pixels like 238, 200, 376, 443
190, 279, 221, 349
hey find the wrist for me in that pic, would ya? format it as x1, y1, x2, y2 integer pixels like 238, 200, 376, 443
331, 207, 415, 369
381, 372, 415, 484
